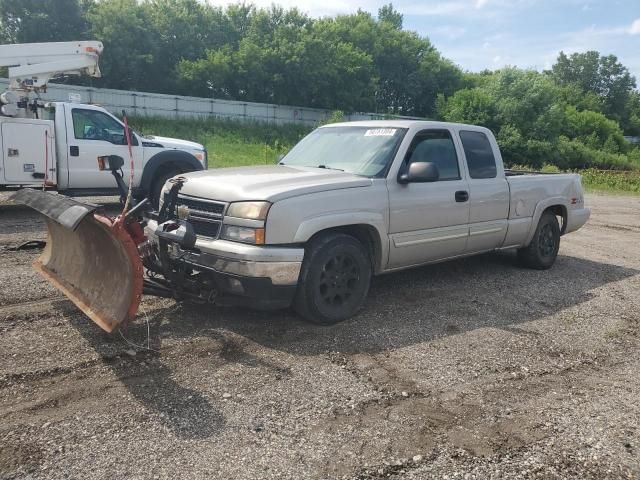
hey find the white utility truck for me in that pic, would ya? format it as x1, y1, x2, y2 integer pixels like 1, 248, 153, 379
0, 41, 206, 204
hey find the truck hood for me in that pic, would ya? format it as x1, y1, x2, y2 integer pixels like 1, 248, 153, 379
143, 135, 204, 151
176, 165, 372, 202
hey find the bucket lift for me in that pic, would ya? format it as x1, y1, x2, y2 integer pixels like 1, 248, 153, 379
0, 41, 103, 117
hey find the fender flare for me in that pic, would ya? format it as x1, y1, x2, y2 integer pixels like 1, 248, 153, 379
293, 212, 389, 273
523, 196, 569, 246
140, 150, 203, 194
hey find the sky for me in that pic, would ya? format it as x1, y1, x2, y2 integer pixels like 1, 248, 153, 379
212, 0, 640, 82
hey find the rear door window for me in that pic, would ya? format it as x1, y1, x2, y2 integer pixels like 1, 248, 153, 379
459, 131, 497, 179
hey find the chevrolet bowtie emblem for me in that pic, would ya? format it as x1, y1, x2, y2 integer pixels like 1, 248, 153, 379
177, 205, 190, 220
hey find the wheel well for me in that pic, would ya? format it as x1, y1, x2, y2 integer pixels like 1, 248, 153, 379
545, 205, 567, 234
309, 225, 382, 273
141, 152, 202, 195
154, 162, 185, 181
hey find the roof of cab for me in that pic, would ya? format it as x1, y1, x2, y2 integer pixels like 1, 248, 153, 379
321, 119, 490, 132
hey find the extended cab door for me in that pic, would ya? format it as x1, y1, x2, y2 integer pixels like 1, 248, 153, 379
64, 105, 143, 189
387, 128, 470, 269
457, 129, 509, 252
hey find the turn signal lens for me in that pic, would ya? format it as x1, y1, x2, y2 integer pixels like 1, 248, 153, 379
255, 228, 265, 245
221, 225, 265, 245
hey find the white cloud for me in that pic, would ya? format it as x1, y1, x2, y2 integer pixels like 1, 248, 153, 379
476, 0, 489, 8
400, 2, 470, 17
630, 18, 640, 35
433, 25, 467, 39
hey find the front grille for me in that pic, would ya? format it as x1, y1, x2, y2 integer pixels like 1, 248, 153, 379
189, 218, 222, 238
176, 195, 226, 239
177, 195, 225, 216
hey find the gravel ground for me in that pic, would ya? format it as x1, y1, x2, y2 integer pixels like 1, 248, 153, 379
0, 192, 638, 479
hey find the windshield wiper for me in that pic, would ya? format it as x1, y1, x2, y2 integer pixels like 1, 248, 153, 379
316, 165, 344, 172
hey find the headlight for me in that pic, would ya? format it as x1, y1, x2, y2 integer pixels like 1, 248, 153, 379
226, 201, 271, 220
220, 225, 265, 245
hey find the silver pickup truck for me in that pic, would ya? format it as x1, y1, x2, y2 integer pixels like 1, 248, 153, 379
147, 120, 590, 325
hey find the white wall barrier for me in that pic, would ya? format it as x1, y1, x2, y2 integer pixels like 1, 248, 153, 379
0, 79, 394, 125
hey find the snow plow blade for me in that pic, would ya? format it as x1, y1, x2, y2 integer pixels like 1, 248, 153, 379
11, 189, 143, 332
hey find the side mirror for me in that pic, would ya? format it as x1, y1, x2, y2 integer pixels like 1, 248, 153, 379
97, 155, 124, 172
398, 162, 439, 184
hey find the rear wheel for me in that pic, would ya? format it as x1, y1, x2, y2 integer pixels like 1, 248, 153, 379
294, 233, 372, 325
517, 211, 560, 270
150, 170, 180, 209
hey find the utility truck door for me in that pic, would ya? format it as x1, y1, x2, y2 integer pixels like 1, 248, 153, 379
1, 121, 56, 185
65, 106, 142, 189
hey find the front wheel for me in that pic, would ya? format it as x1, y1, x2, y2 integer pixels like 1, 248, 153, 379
517, 211, 561, 270
294, 233, 372, 325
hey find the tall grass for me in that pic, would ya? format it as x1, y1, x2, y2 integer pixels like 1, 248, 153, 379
127, 115, 311, 168
579, 169, 640, 194
510, 164, 640, 195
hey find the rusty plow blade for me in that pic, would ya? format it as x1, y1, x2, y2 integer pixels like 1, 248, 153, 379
11, 189, 143, 332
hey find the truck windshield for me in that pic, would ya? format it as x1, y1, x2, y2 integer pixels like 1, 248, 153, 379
280, 126, 407, 177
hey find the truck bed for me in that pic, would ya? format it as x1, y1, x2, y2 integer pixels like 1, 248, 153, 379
504, 170, 587, 233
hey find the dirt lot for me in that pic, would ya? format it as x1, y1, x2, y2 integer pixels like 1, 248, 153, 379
0, 192, 639, 479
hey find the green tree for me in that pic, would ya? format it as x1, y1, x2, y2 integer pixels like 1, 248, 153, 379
88, 0, 160, 90
0, 0, 92, 43
436, 67, 637, 169
437, 87, 497, 129
550, 51, 637, 125
625, 91, 640, 136
312, 10, 461, 115
378, 3, 403, 30
144, 0, 221, 92
562, 106, 627, 153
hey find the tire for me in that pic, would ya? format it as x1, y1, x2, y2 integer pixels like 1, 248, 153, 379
150, 170, 180, 209
517, 211, 561, 270
294, 233, 372, 325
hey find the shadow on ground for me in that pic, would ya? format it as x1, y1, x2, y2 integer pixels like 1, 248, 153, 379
146, 250, 638, 355
67, 311, 225, 440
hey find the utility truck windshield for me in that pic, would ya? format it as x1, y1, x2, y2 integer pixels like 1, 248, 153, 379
280, 126, 407, 177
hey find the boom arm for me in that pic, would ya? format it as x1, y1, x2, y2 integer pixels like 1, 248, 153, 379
0, 41, 103, 92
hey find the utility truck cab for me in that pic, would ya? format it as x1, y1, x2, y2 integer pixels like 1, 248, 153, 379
0, 41, 206, 203
0, 102, 206, 201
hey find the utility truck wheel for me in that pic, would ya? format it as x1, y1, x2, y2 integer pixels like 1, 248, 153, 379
150, 170, 180, 208
518, 211, 560, 270
294, 233, 372, 325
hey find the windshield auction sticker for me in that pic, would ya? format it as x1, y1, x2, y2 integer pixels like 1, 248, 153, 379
364, 128, 397, 136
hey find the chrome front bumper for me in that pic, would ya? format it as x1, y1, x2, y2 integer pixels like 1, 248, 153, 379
145, 219, 303, 286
